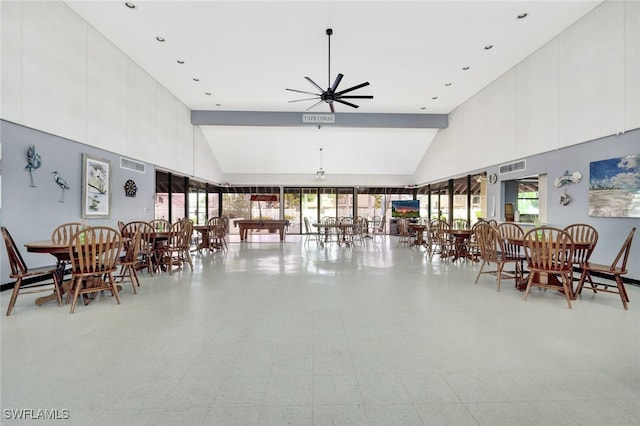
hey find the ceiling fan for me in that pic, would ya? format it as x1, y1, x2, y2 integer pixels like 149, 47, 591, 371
286, 28, 373, 113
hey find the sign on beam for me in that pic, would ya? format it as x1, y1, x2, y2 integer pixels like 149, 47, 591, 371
302, 114, 335, 124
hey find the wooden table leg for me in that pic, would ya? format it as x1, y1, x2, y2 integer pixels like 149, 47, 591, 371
35, 281, 70, 306
413, 230, 424, 246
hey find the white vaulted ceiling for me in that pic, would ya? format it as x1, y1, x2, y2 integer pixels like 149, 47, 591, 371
64, 1, 602, 177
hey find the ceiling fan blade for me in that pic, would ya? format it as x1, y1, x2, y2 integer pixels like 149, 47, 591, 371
306, 100, 325, 111
330, 73, 343, 93
286, 88, 321, 96
305, 77, 325, 93
329, 102, 335, 113
338, 95, 374, 99
288, 97, 321, 103
334, 99, 359, 109
335, 81, 370, 96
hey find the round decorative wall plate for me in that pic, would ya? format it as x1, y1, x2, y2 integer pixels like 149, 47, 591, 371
124, 179, 137, 197
488, 173, 497, 184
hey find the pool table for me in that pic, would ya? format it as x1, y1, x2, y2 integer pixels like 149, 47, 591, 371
233, 220, 290, 241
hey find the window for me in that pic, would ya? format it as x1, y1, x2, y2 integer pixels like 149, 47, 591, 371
517, 181, 539, 222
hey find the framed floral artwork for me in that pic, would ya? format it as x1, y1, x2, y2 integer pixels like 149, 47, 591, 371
82, 154, 111, 218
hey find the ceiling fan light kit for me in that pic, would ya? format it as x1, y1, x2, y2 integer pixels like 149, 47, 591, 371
287, 28, 373, 113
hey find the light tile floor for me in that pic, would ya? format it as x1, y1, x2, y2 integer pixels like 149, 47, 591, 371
1, 235, 639, 425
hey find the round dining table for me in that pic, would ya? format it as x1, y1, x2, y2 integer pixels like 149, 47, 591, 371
408, 224, 428, 246
312, 222, 355, 246
24, 240, 73, 305
25, 239, 125, 306
505, 236, 595, 298
448, 229, 474, 261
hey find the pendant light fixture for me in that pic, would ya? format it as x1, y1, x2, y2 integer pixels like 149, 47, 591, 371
316, 147, 325, 179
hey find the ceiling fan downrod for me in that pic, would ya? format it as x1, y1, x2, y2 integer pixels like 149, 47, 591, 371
326, 28, 332, 90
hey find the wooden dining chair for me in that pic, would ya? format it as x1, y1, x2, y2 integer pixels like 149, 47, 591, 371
51, 222, 84, 245
303, 217, 320, 246
206, 217, 227, 252
522, 227, 575, 309
370, 215, 382, 234
396, 218, 412, 247
474, 223, 520, 291
353, 216, 368, 244
497, 222, 526, 286
576, 227, 635, 310
165, 219, 194, 274
340, 217, 356, 245
66, 226, 123, 314
466, 220, 485, 262
2, 226, 63, 316
122, 221, 156, 276
149, 218, 170, 232
372, 216, 386, 241
563, 223, 599, 283
51, 222, 84, 271
212, 220, 228, 252
452, 218, 469, 230
322, 217, 339, 244
220, 216, 230, 234
116, 229, 142, 294
429, 219, 453, 258
423, 221, 435, 254
197, 218, 216, 253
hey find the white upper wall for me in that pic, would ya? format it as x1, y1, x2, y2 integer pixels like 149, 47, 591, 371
0, 0, 223, 184
414, 0, 640, 183
194, 126, 223, 181
2, 0, 636, 187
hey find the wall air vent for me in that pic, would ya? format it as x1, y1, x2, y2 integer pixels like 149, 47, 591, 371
120, 157, 146, 173
499, 160, 526, 175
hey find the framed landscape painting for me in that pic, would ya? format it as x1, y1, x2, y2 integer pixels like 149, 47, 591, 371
82, 154, 111, 218
589, 154, 640, 218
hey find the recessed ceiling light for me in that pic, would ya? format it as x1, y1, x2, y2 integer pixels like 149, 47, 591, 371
124, 2, 136, 9
462, 66, 470, 70
432, 96, 438, 100
517, 12, 528, 19
177, 60, 184, 64
484, 44, 493, 50
193, 78, 200, 82
445, 82, 452, 87
205, 92, 212, 96
156, 36, 165, 42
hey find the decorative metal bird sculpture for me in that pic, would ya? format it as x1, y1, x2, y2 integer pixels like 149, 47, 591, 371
51, 171, 70, 203
25, 145, 42, 187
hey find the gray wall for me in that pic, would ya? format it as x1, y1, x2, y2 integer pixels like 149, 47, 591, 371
483, 128, 640, 279
1, 120, 156, 283
2, 120, 639, 284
